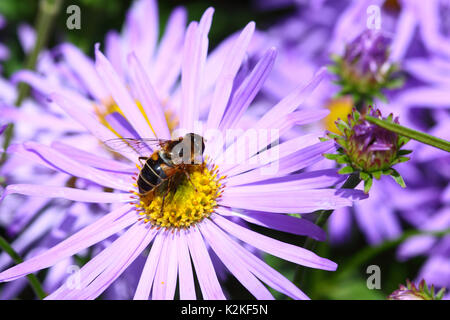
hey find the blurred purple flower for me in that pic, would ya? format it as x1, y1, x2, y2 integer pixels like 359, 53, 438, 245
252, 0, 450, 261
343, 29, 391, 76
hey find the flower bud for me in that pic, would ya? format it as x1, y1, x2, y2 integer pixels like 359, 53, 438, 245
388, 280, 446, 300
346, 108, 398, 173
324, 106, 411, 193
329, 29, 402, 103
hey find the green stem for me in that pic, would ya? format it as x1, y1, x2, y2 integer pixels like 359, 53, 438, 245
0, 236, 47, 299
365, 115, 450, 152
293, 173, 362, 286
1, 0, 62, 165
335, 228, 450, 281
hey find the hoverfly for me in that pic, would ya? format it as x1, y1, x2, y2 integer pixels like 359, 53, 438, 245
103, 133, 205, 212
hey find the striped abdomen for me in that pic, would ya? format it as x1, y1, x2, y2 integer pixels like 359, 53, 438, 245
137, 156, 168, 194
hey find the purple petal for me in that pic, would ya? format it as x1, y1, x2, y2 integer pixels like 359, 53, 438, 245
127, 53, 171, 139
216, 207, 327, 241
94, 47, 154, 140
48, 222, 155, 299
220, 188, 367, 214
17, 23, 35, 54
218, 48, 277, 131
22, 141, 131, 191
180, 8, 214, 132
0, 205, 136, 282
72, 223, 155, 300
254, 67, 327, 130
397, 235, 437, 261
152, 7, 187, 95
185, 225, 225, 299
211, 213, 337, 271
206, 22, 255, 130
221, 133, 326, 178
51, 141, 134, 174
1, 184, 130, 203
58, 43, 109, 102
152, 231, 178, 300
199, 220, 274, 299
134, 230, 164, 300
328, 207, 353, 245
202, 219, 309, 300
124, 0, 158, 71
0, 208, 63, 270
224, 140, 335, 187
0, 105, 83, 132
177, 229, 196, 300
49, 92, 137, 162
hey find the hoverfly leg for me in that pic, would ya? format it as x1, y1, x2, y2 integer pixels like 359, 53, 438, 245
160, 193, 166, 215
160, 178, 173, 215
183, 169, 198, 193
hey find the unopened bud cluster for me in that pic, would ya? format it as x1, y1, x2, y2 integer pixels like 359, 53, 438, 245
388, 279, 446, 300
324, 107, 411, 193
329, 29, 403, 104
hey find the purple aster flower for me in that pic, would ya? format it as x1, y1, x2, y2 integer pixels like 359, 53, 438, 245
343, 29, 391, 77
0, 7, 367, 300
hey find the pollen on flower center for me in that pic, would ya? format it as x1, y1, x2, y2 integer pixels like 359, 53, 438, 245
133, 163, 225, 229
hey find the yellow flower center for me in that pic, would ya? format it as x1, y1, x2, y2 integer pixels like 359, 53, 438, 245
323, 96, 354, 134
134, 163, 225, 229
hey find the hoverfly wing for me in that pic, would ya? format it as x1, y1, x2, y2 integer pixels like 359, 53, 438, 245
103, 138, 169, 156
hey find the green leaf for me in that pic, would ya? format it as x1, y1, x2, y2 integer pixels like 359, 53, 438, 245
336, 156, 350, 164
374, 91, 388, 102
364, 177, 373, 193
390, 169, 406, 188
398, 149, 413, 155
338, 166, 354, 174
436, 288, 447, 300
372, 170, 382, 180
327, 65, 339, 74
335, 120, 350, 133
397, 156, 410, 163
327, 133, 341, 140
385, 77, 405, 89
353, 110, 360, 122
359, 171, 370, 181
323, 153, 340, 160
334, 137, 347, 148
